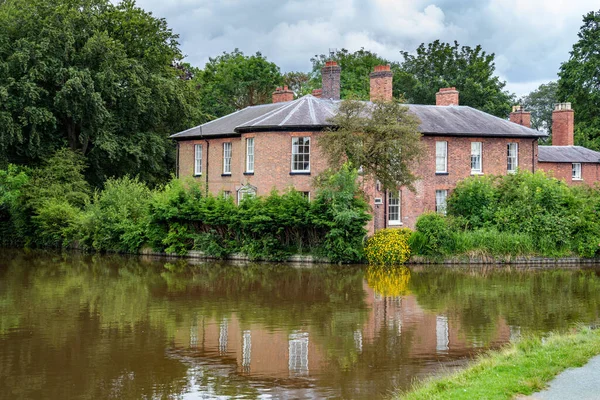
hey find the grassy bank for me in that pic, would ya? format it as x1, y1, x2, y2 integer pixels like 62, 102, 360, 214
398, 327, 600, 400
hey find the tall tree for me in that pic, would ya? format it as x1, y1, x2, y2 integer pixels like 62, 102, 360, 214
0, 0, 205, 186
309, 48, 395, 100
397, 40, 514, 117
195, 49, 283, 119
283, 71, 311, 96
319, 100, 423, 190
519, 81, 558, 140
558, 10, 600, 150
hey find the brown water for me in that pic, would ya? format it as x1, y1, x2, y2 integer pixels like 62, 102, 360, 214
1, 250, 600, 399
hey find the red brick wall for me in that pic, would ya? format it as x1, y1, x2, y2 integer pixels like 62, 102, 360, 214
178, 131, 329, 200
179, 134, 539, 233
538, 162, 600, 185
362, 136, 539, 231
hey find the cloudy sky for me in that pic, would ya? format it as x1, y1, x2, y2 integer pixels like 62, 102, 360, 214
136, 0, 597, 97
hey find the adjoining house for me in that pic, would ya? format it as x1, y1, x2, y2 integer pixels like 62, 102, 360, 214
171, 61, 597, 233
536, 103, 600, 184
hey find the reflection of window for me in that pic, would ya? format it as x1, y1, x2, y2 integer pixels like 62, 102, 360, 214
219, 319, 228, 354
291, 137, 310, 172
388, 191, 401, 225
194, 144, 202, 175
436, 141, 447, 173
435, 190, 448, 215
436, 316, 449, 352
289, 331, 309, 376
223, 142, 232, 174
237, 184, 257, 204
507, 143, 518, 173
354, 330, 363, 353
242, 330, 251, 371
471, 142, 482, 174
572, 163, 582, 180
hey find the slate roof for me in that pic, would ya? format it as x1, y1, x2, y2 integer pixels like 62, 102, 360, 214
538, 146, 600, 163
171, 94, 546, 139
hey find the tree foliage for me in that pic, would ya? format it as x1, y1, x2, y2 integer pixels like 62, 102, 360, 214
558, 9, 600, 150
320, 99, 423, 190
0, 0, 205, 186
283, 71, 311, 96
195, 49, 283, 119
396, 40, 514, 117
519, 81, 558, 141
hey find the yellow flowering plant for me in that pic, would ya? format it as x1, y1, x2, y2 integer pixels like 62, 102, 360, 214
364, 228, 412, 265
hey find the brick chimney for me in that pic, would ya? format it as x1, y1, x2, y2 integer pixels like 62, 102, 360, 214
436, 87, 459, 106
509, 105, 531, 128
552, 102, 574, 146
369, 65, 393, 102
321, 61, 341, 100
312, 88, 322, 98
272, 85, 294, 103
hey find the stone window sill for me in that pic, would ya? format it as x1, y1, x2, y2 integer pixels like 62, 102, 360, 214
290, 171, 311, 175
221, 173, 232, 177
435, 172, 449, 175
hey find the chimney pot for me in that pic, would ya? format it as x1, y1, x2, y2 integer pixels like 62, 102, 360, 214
369, 65, 393, 102
322, 60, 341, 100
552, 102, 574, 146
272, 85, 294, 103
509, 104, 531, 128
436, 87, 459, 106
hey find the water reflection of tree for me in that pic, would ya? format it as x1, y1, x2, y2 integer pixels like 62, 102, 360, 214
409, 267, 600, 343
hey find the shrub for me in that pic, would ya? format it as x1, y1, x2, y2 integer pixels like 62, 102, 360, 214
32, 198, 82, 247
414, 212, 455, 256
79, 176, 151, 253
365, 228, 412, 265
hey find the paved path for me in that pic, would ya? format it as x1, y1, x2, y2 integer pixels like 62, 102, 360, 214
527, 355, 600, 400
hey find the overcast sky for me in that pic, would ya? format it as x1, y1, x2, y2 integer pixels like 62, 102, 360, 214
136, 0, 597, 97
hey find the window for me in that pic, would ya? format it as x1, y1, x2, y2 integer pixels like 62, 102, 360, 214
291, 137, 310, 172
436, 190, 448, 215
301, 191, 310, 201
388, 191, 401, 225
223, 191, 231, 200
237, 184, 257, 204
246, 138, 254, 173
507, 143, 518, 173
572, 163, 582, 180
194, 144, 202, 175
223, 142, 232, 174
436, 141, 448, 173
471, 142, 482, 174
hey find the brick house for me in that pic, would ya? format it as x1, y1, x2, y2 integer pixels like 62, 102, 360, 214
172, 62, 549, 232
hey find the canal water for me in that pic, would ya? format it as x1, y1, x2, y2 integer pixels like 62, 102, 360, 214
1, 250, 600, 399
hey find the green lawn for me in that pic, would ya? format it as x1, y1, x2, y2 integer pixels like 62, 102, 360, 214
398, 327, 600, 400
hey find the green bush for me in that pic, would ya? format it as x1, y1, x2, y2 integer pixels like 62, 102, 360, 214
32, 198, 82, 247
414, 212, 455, 256
79, 176, 152, 253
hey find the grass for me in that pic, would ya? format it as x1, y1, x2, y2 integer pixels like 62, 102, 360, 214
397, 327, 600, 400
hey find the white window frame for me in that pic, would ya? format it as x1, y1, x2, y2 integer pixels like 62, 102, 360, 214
436, 190, 448, 215
194, 144, 202, 176
291, 137, 310, 172
388, 191, 402, 226
246, 138, 254, 173
223, 142, 232, 175
572, 163, 582, 180
471, 142, 482, 174
436, 141, 448, 173
507, 143, 518, 173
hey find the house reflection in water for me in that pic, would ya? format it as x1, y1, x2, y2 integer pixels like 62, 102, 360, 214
171, 280, 511, 384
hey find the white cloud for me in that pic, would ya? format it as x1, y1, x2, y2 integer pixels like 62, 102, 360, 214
133, 0, 598, 96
